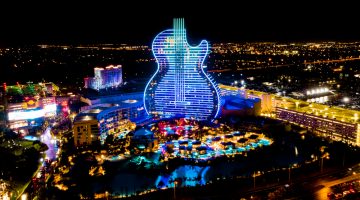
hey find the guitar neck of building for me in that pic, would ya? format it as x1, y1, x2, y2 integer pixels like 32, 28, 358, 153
174, 18, 186, 102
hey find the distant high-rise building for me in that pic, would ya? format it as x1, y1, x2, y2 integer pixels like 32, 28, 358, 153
84, 65, 123, 90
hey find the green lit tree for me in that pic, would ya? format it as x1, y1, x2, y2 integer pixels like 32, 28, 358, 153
6, 86, 23, 95
22, 84, 36, 95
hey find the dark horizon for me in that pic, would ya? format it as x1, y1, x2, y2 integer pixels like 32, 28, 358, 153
1, 2, 360, 47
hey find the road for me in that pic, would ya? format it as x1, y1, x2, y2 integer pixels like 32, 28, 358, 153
17, 126, 59, 200
184, 164, 360, 200
314, 164, 360, 200
239, 164, 360, 200
40, 127, 58, 161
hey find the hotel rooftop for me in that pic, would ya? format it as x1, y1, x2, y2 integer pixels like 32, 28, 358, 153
218, 84, 360, 125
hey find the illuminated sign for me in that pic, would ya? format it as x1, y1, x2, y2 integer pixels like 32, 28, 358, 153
8, 103, 57, 120
9, 120, 28, 129
8, 109, 44, 120
24, 97, 39, 109
61, 101, 68, 107
44, 104, 56, 112
42, 97, 56, 105
44, 104, 57, 117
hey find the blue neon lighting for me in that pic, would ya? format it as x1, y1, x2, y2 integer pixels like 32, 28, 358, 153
155, 165, 210, 188
144, 18, 220, 121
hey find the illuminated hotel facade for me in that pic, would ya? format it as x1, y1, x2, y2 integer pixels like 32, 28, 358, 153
219, 84, 360, 146
276, 107, 359, 145
84, 65, 122, 90
144, 18, 220, 121
73, 93, 147, 146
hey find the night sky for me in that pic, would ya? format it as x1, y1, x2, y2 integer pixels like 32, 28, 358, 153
1, 1, 359, 46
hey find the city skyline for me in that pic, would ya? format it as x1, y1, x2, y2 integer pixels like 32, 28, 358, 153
1, 2, 360, 46
2, 6, 360, 199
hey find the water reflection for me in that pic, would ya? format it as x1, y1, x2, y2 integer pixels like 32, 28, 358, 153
155, 165, 210, 188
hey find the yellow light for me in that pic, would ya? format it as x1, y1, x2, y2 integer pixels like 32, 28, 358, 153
21, 194, 27, 200
3, 193, 10, 200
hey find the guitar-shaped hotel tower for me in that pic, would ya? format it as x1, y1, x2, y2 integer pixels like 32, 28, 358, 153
144, 18, 220, 121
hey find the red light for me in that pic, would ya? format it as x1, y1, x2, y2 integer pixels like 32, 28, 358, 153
61, 101, 68, 106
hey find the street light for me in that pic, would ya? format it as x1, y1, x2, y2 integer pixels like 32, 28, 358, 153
319, 146, 329, 172
174, 180, 178, 200
288, 163, 297, 182
253, 171, 256, 189
105, 191, 109, 200
253, 171, 261, 189
320, 152, 329, 173
288, 165, 291, 182
321, 155, 324, 172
